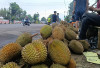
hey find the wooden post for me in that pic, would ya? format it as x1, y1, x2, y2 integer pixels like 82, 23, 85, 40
98, 28, 100, 49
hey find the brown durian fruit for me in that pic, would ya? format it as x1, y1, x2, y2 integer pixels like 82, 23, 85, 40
68, 58, 76, 68
65, 28, 77, 41
57, 24, 67, 32
52, 23, 58, 29
63, 39, 69, 46
69, 40, 84, 54
68, 26, 78, 34
79, 40, 90, 50
16, 32, 38, 47
52, 26, 65, 40
0, 43, 22, 63
47, 36, 54, 45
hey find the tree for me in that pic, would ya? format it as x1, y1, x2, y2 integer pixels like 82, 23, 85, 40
64, 15, 71, 22
41, 17, 47, 21
68, 1, 74, 15
27, 14, 33, 22
10, 2, 22, 22
33, 12, 39, 23
0, 2, 32, 24
0, 8, 8, 19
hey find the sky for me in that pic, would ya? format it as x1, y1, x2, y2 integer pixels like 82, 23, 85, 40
0, 0, 96, 20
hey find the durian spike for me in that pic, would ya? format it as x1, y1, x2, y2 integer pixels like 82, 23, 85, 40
31, 33, 38, 38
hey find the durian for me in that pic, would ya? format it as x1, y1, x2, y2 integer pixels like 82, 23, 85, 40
22, 40, 47, 64
68, 58, 76, 68
50, 64, 66, 68
65, 28, 77, 41
63, 39, 69, 46
31, 64, 48, 68
69, 40, 84, 54
52, 23, 58, 29
47, 36, 54, 45
57, 24, 66, 32
52, 26, 64, 40
16, 32, 38, 47
68, 27, 78, 34
79, 40, 90, 50
0, 43, 22, 63
1, 62, 20, 68
40, 25, 52, 39
48, 39, 71, 65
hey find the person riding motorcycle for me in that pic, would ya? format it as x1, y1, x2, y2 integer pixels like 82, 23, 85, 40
23, 16, 30, 26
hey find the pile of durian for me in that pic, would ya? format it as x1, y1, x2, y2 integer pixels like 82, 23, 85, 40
0, 21, 90, 68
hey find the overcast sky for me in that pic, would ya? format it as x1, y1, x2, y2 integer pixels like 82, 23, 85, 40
0, 0, 96, 20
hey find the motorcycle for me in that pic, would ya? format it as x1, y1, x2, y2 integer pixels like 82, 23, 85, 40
23, 19, 30, 26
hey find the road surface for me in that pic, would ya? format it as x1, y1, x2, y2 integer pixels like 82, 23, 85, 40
0, 24, 45, 48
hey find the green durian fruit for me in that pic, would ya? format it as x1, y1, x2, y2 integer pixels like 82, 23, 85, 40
22, 40, 47, 64
1, 62, 20, 68
31, 64, 48, 68
48, 39, 71, 65
40, 25, 52, 39
16, 32, 38, 47
69, 40, 84, 54
50, 64, 66, 68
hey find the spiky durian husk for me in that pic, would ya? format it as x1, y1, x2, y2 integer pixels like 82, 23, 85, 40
68, 58, 76, 68
79, 40, 90, 50
47, 36, 54, 45
52, 26, 65, 40
68, 26, 78, 34
63, 39, 69, 46
16, 32, 32, 47
50, 64, 66, 68
31, 64, 48, 68
1, 62, 20, 68
60, 21, 68, 25
40, 25, 52, 39
48, 39, 71, 65
0, 43, 22, 63
69, 40, 84, 54
65, 28, 77, 41
57, 24, 67, 32
52, 23, 58, 29
22, 40, 47, 64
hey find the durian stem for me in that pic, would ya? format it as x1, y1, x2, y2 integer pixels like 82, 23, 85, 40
20, 64, 24, 68
31, 33, 38, 37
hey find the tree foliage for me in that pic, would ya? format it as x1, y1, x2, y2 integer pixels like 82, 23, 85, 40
68, 1, 74, 15
33, 12, 40, 23
41, 17, 47, 21
0, 2, 33, 23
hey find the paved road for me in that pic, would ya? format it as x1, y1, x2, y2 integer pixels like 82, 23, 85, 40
0, 24, 45, 48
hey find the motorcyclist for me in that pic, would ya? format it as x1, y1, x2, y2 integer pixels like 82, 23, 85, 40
23, 16, 30, 26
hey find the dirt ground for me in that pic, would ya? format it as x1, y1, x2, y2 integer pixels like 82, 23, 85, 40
71, 49, 100, 68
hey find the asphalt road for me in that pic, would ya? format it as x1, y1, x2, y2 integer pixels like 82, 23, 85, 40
0, 24, 45, 48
